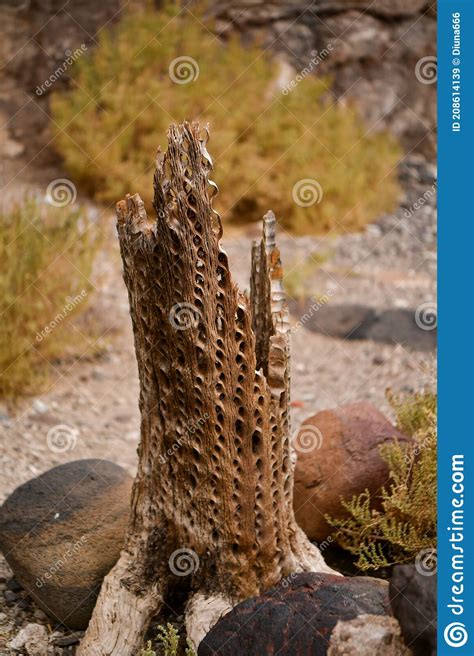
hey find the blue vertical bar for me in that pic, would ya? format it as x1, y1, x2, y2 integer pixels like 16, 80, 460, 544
438, 1, 474, 653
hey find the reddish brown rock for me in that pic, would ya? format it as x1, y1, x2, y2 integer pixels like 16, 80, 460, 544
198, 572, 390, 655
293, 401, 410, 542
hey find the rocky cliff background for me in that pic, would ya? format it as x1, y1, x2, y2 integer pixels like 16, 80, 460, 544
0, 0, 436, 189
211, 0, 436, 157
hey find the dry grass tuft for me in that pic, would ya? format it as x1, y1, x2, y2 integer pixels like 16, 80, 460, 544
51, 3, 401, 234
0, 197, 101, 399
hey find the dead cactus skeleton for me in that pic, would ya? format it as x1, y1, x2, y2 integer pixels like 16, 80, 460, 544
78, 122, 333, 656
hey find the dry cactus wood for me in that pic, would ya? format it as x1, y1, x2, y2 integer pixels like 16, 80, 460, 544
78, 122, 333, 656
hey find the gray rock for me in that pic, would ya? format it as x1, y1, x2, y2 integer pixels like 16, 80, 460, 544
211, 0, 436, 157
7, 623, 51, 655
0, 459, 132, 629
389, 565, 436, 656
4, 590, 18, 604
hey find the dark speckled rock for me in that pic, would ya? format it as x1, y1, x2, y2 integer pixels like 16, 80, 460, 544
390, 564, 436, 656
198, 572, 390, 655
0, 459, 132, 629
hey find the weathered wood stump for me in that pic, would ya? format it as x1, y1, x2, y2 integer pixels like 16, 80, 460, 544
78, 122, 333, 655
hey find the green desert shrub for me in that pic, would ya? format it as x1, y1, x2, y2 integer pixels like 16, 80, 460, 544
327, 391, 437, 571
51, 3, 401, 234
0, 197, 100, 398
140, 624, 195, 656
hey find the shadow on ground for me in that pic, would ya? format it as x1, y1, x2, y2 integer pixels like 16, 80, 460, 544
288, 301, 436, 352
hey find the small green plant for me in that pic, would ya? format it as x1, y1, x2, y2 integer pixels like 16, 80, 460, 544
157, 624, 180, 656
327, 391, 437, 571
140, 624, 196, 656
184, 642, 196, 656
0, 197, 100, 398
387, 388, 436, 436
51, 3, 401, 234
141, 641, 156, 656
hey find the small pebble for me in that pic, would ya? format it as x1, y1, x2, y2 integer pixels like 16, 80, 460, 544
34, 609, 48, 621
4, 590, 18, 603
32, 400, 49, 414
53, 633, 83, 646
7, 579, 22, 592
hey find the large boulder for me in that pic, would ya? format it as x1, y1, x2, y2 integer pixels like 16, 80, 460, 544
0, 459, 132, 629
198, 572, 390, 655
293, 402, 410, 542
390, 565, 436, 656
